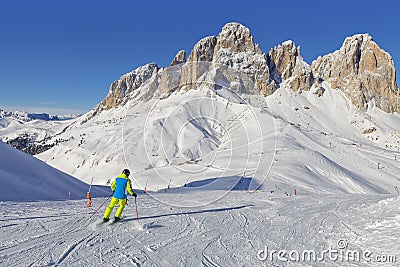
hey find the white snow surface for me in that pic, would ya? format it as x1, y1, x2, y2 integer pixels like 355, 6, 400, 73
1, 79, 400, 265
1, 192, 399, 266
0, 116, 69, 144
34, 83, 400, 195
0, 109, 79, 145
0, 141, 108, 201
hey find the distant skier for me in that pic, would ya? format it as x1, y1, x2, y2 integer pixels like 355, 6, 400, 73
103, 169, 137, 222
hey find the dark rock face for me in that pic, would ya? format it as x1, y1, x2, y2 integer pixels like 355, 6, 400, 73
6, 134, 55, 155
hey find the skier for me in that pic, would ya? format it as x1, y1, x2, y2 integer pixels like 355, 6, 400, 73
103, 169, 137, 222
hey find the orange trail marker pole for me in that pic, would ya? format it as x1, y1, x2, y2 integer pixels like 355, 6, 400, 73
86, 191, 92, 207
86, 177, 94, 207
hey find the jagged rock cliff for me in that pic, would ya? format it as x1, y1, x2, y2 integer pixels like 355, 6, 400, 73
268, 40, 313, 93
99, 23, 399, 113
182, 23, 275, 94
211, 22, 276, 95
100, 63, 159, 110
187, 36, 217, 62
312, 34, 399, 112
180, 36, 218, 91
170, 50, 186, 66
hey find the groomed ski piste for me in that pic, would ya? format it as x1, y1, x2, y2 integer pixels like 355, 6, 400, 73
1, 192, 399, 266
1, 80, 400, 265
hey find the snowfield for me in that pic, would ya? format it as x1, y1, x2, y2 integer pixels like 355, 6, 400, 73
35, 83, 400, 196
0, 113, 70, 145
0, 141, 108, 201
1, 192, 399, 266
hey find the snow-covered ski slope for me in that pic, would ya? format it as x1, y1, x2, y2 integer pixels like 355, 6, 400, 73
0, 141, 109, 201
36, 81, 400, 195
1, 192, 399, 266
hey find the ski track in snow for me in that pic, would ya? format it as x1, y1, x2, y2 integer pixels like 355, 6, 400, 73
1, 192, 399, 266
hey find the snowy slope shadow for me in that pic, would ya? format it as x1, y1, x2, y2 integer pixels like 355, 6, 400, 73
0, 141, 110, 201
181, 176, 255, 191
124, 205, 252, 222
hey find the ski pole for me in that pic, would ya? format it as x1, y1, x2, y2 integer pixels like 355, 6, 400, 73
134, 197, 139, 222
88, 192, 114, 221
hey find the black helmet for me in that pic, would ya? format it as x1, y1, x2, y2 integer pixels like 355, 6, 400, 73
122, 169, 130, 176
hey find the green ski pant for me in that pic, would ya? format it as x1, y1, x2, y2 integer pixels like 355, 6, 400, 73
103, 197, 127, 219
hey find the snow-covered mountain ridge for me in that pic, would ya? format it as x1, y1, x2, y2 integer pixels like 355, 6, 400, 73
0, 109, 79, 123
0, 109, 76, 154
36, 80, 400, 195
2, 22, 400, 196
32, 23, 400, 195
101, 22, 399, 113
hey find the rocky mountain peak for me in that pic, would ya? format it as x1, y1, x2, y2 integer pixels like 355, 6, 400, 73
99, 24, 399, 114
312, 33, 399, 112
268, 40, 313, 92
100, 63, 159, 110
187, 36, 217, 62
211, 23, 275, 95
187, 22, 261, 64
342, 33, 373, 53
183, 23, 275, 95
170, 50, 186, 66
215, 22, 260, 54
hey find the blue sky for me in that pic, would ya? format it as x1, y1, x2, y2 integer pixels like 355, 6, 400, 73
0, 0, 399, 114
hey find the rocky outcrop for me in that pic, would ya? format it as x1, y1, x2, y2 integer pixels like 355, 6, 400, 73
187, 36, 217, 62
213, 22, 260, 54
178, 36, 217, 91
312, 34, 399, 112
100, 63, 159, 109
211, 23, 276, 95
6, 134, 55, 155
170, 50, 186, 66
268, 40, 313, 92
182, 23, 276, 94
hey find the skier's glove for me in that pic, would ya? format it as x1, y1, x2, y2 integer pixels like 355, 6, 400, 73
132, 192, 137, 198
